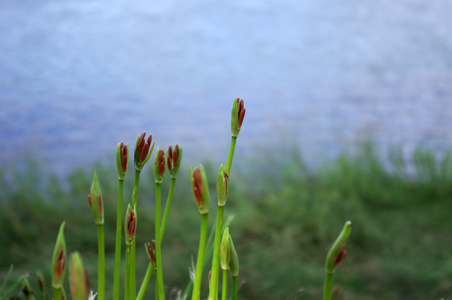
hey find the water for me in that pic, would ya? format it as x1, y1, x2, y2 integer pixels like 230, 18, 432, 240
1, 0, 451, 175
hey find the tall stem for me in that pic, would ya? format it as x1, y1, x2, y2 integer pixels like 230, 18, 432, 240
221, 270, 228, 300
130, 170, 141, 299
323, 273, 334, 300
125, 246, 130, 300
113, 180, 124, 300
160, 178, 176, 240
137, 263, 154, 300
97, 224, 105, 300
192, 214, 208, 300
225, 136, 237, 175
53, 288, 61, 300
208, 206, 224, 300
231, 276, 238, 300
155, 183, 165, 300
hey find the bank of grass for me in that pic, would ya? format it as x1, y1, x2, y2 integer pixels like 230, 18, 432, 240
0, 143, 452, 300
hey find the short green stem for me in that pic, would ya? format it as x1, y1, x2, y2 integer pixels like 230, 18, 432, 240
225, 137, 237, 175
323, 273, 334, 300
125, 245, 131, 300
97, 224, 105, 300
53, 288, 61, 300
113, 180, 124, 300
221, 270, 228, 300
160, 177, 176, 240
208, 206, 224, 300
137, 263, 155, 300
231, 276, 238, 300
192, 214, 208, 300
155, 183, 165, 300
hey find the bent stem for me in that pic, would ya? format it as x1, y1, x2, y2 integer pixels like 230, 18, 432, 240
192, 214, 208, 300
221, 270, 228, 300
208, 206, 224, 300
97, 224, 105, 300
113, 179, 124, 300
155, 183, 165, 300
231, 276, 238, 300
137, 263, 155, 300
323, 273, 334, 300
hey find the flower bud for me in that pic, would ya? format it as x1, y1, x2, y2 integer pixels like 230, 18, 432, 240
21, 277, 34, 300
69, 252, 89, 300
89, 171, 104, 225
124, 204, 136, 245
37, 271, 44, 293
229, 235, 239, 277
325, 221, 352, 274
51, 222, 67, 289
217, 164, 228, 206
145, 241, 156, 264
116, 142, 129, 180
167, 144, 183, 178
134, 132, 155, 171
231, 98, 246, 137
220, 227, 230, 271
190, 165, 210, 214
154, 148, 166, 183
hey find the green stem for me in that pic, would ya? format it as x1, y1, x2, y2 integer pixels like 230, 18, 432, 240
0, 265, 13, 294
208, 206, 224, 300
125, 246, 131, 300
52, 288, 61, 300
155, 267, 160, 300
192, 214, 208, 300
60, 287, 66, 300
231, 276, 238, 300
97, 224, 105, 300
113, 179, 124, 300
323, 273, 334, 300
130, 170, 141, 299
221, 270, 228, 300
225, 136, 237, 175
155, 183, 165, 300
137, 263, 154, 300
0, 275, 23, 300
160, 178, 176, 240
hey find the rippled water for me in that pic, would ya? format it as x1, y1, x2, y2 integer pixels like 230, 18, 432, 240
1, 0, 451, 174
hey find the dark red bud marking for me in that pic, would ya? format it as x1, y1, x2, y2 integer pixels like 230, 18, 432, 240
61, 293, 65, 300
158, 149, 165, 176
127, 209, 136, 238
147, 134, 152, 145
208, 271, 212, 283
139, 142, 150, 163
334, 246, 347, 266
147, 242, 156, 264
193, 168, 203, 193
137, 132, 146, 154
223, 171, 229, 190
98, 193, 103, 214
22, 285, 33, 300
87, 195, 92, 209
56, 251, 65, 278
239, 107, 246, 127
193, 186, 203, 205
167, 154, 173, 171
173, 144, 180, 166
38, 275, 44, 292
152, 240, 156, 250
122, 156, 128, 172
168, 145, 173, 159
120, 142, 124, 156
83, 267, 90, 294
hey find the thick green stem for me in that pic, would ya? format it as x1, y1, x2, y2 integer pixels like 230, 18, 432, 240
323, 273, 334, 300
113, 180, 124, 300
125, 246, 131, 300
192, 214, 208, 300
160, 178, 176, 240
60, 287, 66, 300
97, 224, 105, 300
155, 268, 160, 300
208, 206, 224, 300
155, 183, 165, 300
221, 270, 228, 300
225, 136, 237, 175
52, 288, 61, 300
130, 170, 141, 299
231, 276, 238, 300
137, 263, 154, 300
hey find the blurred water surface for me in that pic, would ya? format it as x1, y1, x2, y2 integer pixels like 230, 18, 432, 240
1, 0, 452, 174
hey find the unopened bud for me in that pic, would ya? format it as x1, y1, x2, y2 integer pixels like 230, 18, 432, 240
116, 142, 129, 180
154, 148, 166, 183
51, 222, 67, 289
325, 221, 352, 274
167, 144, 183, 178
190, 165, 210, 214
124, 204, 136, 245
134, 132, 155, 171
229, 235, 239, 277
220, 228, 230, 270
145, 241, 156, 264
89, 171, 104, 225
69, 252, 89, 300
37, 271, 44, 293
217, 164, 228, 206
21, 278, 34, 300
231, 97, 246, 137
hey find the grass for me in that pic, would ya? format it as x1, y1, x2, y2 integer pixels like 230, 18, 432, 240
0, 142, 451, 300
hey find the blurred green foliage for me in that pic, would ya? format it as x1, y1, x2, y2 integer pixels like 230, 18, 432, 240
0, 143, 452, 300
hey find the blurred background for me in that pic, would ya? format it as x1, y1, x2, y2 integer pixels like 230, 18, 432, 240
1, 0, 452, 299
